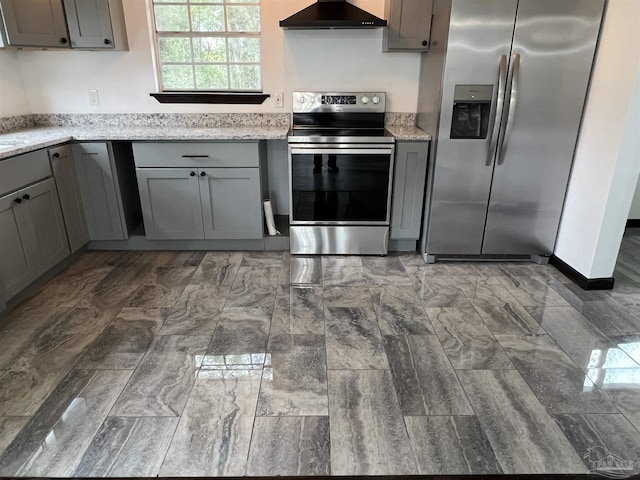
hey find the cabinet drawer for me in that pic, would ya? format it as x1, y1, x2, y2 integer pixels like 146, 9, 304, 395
133, 142, 260, 168
0, 149, 52, 197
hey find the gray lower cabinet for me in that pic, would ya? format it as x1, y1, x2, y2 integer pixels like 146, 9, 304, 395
0, 190, 37, 298
49, 144, 89, 253
136, 167, 263, 241
73, 142, 127, 241
136, 168, 204, 240
0, 0, 69, 48
0, 178, 70, 299
390, 141, 429, 240
200, 168, 263, 239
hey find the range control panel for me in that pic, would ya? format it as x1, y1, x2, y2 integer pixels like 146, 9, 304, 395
293, 92, 386, 113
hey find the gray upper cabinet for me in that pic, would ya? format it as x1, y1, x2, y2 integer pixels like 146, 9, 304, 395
49, 144, 89, 253
73, 142, 127, 241
0, 0, 69, 48
391, 141, 429, 240
136, 168, 204, 240
383, 0, 432, 52
63, 0, 127, 50
0, 0, 127, 49
200, 168, 263, 240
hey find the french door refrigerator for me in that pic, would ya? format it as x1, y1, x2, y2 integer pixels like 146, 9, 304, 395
417, 0, 605, 261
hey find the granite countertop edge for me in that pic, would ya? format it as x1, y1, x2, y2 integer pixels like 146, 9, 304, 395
0, 125, 432, 160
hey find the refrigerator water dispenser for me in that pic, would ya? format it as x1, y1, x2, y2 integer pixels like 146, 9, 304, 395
450, 85, 493, 139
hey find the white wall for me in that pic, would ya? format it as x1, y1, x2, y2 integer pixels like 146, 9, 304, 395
0, 49, 30, 116
629, 177, 640, 219
555, 0, 640, 279
14, 0, 420, 114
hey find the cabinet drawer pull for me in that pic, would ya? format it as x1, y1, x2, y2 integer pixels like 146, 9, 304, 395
14, 197, 22, 204
23, 194, 30, 200
52, 152, 60, 158
181, 155, 210, 158
200, 171, 206, 177
190, 171, 196, 176
60, 37, 67, 44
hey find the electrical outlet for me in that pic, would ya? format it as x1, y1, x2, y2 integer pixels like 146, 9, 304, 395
88, 89, 100, 107
274, 91, 284, 108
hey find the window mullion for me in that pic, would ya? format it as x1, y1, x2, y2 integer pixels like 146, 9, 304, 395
225, 37, 231, 89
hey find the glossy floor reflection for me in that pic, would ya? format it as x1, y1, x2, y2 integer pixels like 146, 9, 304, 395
0, 233, 639, 477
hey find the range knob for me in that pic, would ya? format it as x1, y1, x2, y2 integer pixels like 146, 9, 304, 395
372, 95, 381, 104
361, 96, 370, 104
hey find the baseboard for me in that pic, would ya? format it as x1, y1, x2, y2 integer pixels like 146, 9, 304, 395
550, 255, 615, 291
627, 219, 640, 228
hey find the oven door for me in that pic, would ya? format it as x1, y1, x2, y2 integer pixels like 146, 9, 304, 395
289, 145, 395, 226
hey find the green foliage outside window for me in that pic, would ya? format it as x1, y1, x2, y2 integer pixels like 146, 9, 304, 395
153, 0, 261, 92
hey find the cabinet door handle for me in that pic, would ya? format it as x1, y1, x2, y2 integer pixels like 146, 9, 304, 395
182, 155, 210, 158
22, 194, 30, 200
200, 171, 206, 177
60, 37, 67, 44
104, 39, 111, 45
190, 171, 196, 176
52, 152, 60, 158
422, 40, 428, 46
14, 197, 22, 204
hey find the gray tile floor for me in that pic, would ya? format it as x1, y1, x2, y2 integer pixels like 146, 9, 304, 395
0, 231, 639, 476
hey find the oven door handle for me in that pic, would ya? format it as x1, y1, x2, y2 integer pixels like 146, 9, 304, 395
290, 148, 393, 155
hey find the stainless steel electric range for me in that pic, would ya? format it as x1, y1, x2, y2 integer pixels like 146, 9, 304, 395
288, 91, 395, 255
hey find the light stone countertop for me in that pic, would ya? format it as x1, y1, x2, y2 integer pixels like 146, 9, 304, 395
0, 125, 291, 160
0, 124, 432, 160
385, 125, 432, 141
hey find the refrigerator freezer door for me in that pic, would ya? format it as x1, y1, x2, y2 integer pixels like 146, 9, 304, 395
425, 0, 518, 255
482, 0, 605, 255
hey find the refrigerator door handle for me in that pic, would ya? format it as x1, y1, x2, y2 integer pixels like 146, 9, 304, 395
497, 53, 520, 165
487, 55, 508, 166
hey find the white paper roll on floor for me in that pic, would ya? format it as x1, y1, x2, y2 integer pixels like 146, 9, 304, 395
263, 199, 280, 236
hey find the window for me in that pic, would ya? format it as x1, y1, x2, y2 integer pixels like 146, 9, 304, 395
151, 0, 261, 92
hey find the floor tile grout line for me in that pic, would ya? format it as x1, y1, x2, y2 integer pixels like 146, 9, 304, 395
243, 250, 284, 475
67, 370, 135, 477
491, 332, 624, 418
154, 404, 183, 477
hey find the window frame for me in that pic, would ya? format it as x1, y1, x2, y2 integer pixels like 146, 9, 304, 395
147, 0, 268, 103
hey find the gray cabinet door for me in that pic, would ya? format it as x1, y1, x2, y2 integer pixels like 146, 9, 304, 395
21, 178, 70, 275
73, 142, 125, 241
63, 0, 114, 48
384, 0, 432, 51
199, 168, 263, 240
391, 142, 428, 240
0, 191, 37, 299
0, 0, 69, 47
136, 168, 204, 240
49, 144, 89, 253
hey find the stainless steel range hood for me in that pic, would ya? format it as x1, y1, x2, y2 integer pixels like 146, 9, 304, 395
280, 0, 387, 29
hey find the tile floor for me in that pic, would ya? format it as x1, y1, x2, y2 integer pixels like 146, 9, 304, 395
0, 231, 639, 477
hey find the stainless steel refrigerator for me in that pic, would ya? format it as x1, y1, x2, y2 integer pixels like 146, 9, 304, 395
417, 0, 605, 261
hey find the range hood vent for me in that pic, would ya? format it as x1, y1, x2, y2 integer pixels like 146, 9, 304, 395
280, 0, 387, 29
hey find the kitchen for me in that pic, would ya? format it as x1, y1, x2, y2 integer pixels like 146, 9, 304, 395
0, 0, 639, 477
